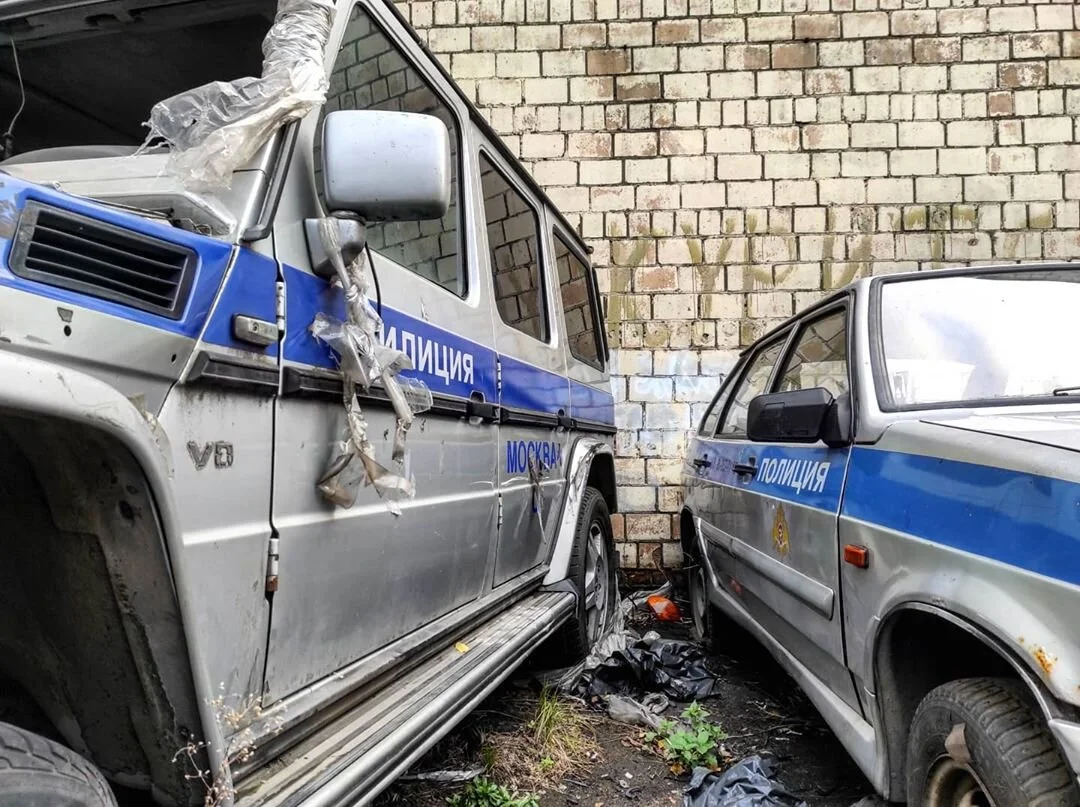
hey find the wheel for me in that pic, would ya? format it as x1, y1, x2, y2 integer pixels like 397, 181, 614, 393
0, 721, 116, 807
687, 551, 713, 649
540, 487, 617, 667
906, 678, 1080, 807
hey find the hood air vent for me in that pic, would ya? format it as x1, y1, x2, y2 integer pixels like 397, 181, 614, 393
9, 201, 196, 320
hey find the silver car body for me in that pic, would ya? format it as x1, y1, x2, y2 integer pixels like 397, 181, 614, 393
682, 266, 1080, 801
0, 1, 616, 803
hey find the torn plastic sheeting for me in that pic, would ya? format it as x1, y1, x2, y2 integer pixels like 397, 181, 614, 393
683, 756, 807, 807
535, 589, 633, 693
312, 218, 426, 514
143, 0, 335, 191
577, 631, 721, 702
604, 692, 669, 730
399, 767, 485, 784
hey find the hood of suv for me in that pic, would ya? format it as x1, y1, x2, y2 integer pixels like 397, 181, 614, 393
921, 410, 1080, 454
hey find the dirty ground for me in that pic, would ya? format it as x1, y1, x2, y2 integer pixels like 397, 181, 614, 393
377, 582, 874, 806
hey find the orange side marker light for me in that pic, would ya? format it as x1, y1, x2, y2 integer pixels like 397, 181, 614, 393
843, 544, 870, 569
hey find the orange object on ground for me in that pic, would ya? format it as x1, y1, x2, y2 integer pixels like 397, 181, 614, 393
647, 595, 681, 622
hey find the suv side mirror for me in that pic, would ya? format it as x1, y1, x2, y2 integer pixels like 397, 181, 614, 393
321, 110, 451, 221
747, 388, 851, 448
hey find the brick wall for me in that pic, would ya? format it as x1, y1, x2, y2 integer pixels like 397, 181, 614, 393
394, 0, 1080, 573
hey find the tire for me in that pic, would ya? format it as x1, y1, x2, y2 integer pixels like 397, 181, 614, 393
687, 552, 714, 650
540, 487, 617, 668
0, 721, 116, 807
906, 678, 1080, 807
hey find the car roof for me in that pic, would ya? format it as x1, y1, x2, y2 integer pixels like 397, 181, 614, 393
741, 261, 1079, 356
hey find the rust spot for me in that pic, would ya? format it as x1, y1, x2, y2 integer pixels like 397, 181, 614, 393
1034, 646, 1057, 676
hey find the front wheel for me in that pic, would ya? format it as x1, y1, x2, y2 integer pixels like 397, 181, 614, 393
539, 487, 617, 667
0, 721, 117, 807
906, 678, 1080, 807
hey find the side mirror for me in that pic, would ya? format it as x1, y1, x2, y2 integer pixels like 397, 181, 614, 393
321, 109, 451, 221
747, 388, 851, 448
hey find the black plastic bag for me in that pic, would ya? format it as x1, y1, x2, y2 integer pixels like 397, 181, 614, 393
578, 633, 721, 701
683, 756, 807, 807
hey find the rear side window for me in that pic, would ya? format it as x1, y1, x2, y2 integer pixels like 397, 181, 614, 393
317, 5, 464, 297
481, 154, 547, 342
718, 341, 784, 437
777, 310, 849, 398
554, 233, 601, 366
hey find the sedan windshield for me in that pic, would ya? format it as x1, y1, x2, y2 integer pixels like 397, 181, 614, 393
877, 267, 1080, 408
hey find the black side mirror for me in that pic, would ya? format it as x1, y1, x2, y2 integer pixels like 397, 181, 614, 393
747, 388, 851, 448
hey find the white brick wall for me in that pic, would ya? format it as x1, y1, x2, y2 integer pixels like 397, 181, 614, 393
396, 0, 1080, 573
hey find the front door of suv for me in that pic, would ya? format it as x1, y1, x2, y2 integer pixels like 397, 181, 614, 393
692, 305, 860, 710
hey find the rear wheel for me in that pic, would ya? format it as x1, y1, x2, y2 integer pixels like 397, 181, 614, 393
906, 678, 1080, 807
687, 555, 713, 649
0, 721, 116, 807
540, 487, 617, 667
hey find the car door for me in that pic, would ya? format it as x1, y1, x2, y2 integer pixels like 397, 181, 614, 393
261, 1, 499, 703
690, 303, 860, 709
475, 145, 572, 586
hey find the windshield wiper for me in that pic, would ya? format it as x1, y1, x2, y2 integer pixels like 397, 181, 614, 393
1052, 386, 1080, 396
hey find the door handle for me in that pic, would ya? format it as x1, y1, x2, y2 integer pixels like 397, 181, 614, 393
466, 392, 499, 422
733, 460, 758, 478
691, 457, 712, 470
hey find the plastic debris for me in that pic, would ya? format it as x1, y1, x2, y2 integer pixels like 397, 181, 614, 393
604, 693, 670, 729
577, 631, 721, 702
849, 798, 889, 807
647, 595, 682, 622
683, 756, 807, 807
399, 767, 484, 784
142, 0, 335, 190
312, 217, 430, 512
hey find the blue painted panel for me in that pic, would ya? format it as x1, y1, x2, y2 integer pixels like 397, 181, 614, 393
499, 354, 569, 416
843, 447, 1080, 587
203, 248, 280, 357
0, 177, 234, 340
688, 438, 847, 513
570, 380, 615, 426
282, 264, 498, 401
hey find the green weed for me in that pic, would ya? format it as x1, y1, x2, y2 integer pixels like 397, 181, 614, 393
644, 702, 728, 774
446, 777, 539, 807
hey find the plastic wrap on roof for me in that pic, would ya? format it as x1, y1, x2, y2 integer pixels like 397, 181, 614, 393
142, 0, 336, 191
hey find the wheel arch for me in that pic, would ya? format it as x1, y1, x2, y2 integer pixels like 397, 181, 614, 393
0, 351, 211, 803
872, 602, 1076, 801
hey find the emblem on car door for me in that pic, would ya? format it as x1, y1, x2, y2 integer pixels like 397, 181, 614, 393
772, 505, 790, 558
187, 441, 235, 470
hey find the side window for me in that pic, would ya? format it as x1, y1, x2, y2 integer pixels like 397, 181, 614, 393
317, 5, 464, 297
554, 232, 600, 366
481, 154, 546, 342
777, 310, 849, 398
718, 340, 784, 437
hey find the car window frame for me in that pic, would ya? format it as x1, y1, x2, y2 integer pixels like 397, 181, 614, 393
770, 303, 852, 402
316, 0, 470, 299
714, 330, 795, 441
479, 146, 551, 345
869, 266, 1080, 413
551, 225, 604, 370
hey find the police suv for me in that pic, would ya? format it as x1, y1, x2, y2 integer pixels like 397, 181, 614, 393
0, 0, 617, 804
683, 264, 1080, 806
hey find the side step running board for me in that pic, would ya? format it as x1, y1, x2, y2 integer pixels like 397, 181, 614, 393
237, 590, 576, 807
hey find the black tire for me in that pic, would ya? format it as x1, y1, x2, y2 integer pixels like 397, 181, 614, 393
906, 678, 1080, 807
686, 551, 714, 650
0, 721, 116, 807
540, 487, 617, 668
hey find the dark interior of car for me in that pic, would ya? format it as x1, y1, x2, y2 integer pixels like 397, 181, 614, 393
0, 0, 275, 156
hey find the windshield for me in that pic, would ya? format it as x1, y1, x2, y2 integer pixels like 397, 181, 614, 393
877, 268, 1080, 409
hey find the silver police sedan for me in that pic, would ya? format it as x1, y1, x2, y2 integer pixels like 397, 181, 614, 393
682, 263, 1080, 806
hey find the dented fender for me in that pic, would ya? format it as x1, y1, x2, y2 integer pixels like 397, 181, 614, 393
543, 437, 614, 587
0, 349, 227, 785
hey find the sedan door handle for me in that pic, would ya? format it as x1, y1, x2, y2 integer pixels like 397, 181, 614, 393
733, 460, 758, 478
691, 458, 712, 469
